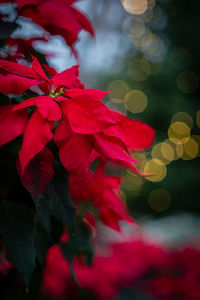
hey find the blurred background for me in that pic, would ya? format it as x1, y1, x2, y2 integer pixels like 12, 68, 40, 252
3, 0, 200, 245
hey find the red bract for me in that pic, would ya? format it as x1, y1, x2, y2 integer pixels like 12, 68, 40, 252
78, 160, 134, 231
0, 57, 154, 200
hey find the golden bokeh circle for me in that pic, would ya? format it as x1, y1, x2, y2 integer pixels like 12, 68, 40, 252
171, 112, 193, 129
151, 142, 174, 165
168, 121, 190, 144
148, 188, 171, 212
121, 0, 148, 15
181, 137, 199, 160
143, 159, 167, 182
107, 80, 130, 103
124, 90, 148, 113
128, 58, 151, 81
123, 171, 143, 191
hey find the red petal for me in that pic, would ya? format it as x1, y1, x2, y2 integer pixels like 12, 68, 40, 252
66, 88, 108, 101
72, 7, 94, 36
54, 118, 93, 199
19, 110, 53, 174
35, 96, 62, 121
51, 65, 84, 89
0, 74, 40, 95
18, 147, 54, 199
118, 113, 155, 150
0, 105, 28, 146
0, 59, 38, 79
66, 95, 117, 134
31, 55, 50, 82
94, 133, 140, 173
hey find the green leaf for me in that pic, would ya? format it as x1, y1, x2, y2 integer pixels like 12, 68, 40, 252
19, 148, 54, 208
0, 21, 19, 38
34, 223, 50, 266
0, 201, 36, 286
45, 162, 76, 231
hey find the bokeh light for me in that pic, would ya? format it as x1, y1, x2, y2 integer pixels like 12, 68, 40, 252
171, 112, 193, 129
176, 71, 199, 94
124, 90, 148, 113
122, 16, 145, 38
139, 33, 165, 59
148, 188, 171, 211
123, 170, 143, 192
121, 0, 148, 15
181, 137, 199, 160
128, 58, 151, 81
107, 80, 130, 103
196, 110, 200, 128
168, 121, 190, 144
151, 142, 174, 165
143, 159, 167, 182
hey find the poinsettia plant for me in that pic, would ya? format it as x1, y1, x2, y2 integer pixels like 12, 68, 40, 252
0, 0, 156, 296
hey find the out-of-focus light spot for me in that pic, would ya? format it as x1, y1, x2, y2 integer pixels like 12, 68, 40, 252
140, 9, 153, 22
160, 142, 174, 163
151, 142, 174, 165
181, 137, 199, 160
124, 90, 147, 113
121, 0, 148, 15
175, 143, 184, 159
143, 159, 167, 182
168, 121, 190, 144
171, 112, 193, 129
132, 152, 147, 170
162, 139, 184, 160
122, 16, 145, 39
149, 6, 163, 25
176, 71, 199, 94
196, 111, 200, 128
107, 80, 130, 103
191, 135, 200, 157
148, 188, 171, 211
123, 171, 143, 191
128, 58, 151, 81
150, 61, 164, 74
139, 34, 165, 58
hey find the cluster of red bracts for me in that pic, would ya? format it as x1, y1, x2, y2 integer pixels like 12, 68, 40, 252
43, 237, 200, 300
0, 56, 154, 230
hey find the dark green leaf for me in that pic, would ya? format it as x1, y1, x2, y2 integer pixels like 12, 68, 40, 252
34, 223, 50, 265
45, 162, 76, 230
0, 21, 19, 38
19, 148, 54, 208
37, 196, 51, 235
0, 201, 36, 286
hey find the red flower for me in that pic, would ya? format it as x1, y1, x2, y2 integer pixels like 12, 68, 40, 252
0, 57, 154, 199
